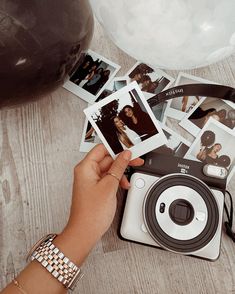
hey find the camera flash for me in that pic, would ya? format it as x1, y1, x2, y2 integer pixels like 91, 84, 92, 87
203, 164, 228, 179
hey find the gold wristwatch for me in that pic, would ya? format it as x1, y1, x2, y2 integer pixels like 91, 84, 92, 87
27, 234, 83, 291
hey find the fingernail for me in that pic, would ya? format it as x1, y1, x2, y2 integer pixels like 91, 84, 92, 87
123, 150, 132, 161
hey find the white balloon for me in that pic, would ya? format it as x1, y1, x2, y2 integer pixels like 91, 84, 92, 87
89, 0, 235, 69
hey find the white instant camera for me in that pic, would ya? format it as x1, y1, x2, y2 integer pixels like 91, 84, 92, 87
120, 153, 226, 261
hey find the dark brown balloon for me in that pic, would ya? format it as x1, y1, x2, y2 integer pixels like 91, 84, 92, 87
216, 155, 231, 168
0, 0, 94, 107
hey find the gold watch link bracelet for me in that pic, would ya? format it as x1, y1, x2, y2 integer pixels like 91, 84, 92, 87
27, 234, 83, 291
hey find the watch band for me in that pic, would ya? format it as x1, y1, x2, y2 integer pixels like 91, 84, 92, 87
28, 234, 83, 291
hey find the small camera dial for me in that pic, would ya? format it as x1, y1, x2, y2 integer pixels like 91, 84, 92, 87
159, 203, 165, 213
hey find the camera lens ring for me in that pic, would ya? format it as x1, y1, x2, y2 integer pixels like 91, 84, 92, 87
144, 173, 219, 254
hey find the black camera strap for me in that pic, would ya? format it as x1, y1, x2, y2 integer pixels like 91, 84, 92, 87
148, 83, 235, 107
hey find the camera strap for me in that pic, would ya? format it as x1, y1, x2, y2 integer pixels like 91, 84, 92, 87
224, 190, 235, 242
148, 83, 235, 107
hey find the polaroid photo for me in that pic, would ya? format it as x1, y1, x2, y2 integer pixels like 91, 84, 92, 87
184, 117, 235, 183
63, 49, 121, 103
174, 72, 218, 86
95, 77, 128, 103
164, 73, 217, 121
79, 119, 102, 153
125, 62, 175, 100
179, 96, 235, 138
151, 102, 168, 124
151, 123, 191, 158
84, 82, 167, 160
80, 78, 128, 153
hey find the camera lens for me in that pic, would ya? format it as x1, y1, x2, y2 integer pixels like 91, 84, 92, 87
169, 199, 194, 225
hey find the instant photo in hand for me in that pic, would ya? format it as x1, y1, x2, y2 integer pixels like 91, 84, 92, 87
84, 82, 168, 160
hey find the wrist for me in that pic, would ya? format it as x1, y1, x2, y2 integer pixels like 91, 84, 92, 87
53, 224, 98, 266
20, 233, 85, 293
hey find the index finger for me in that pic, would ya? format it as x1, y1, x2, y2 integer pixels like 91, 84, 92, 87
84, 143, 110, 163
129, 157, 144, 167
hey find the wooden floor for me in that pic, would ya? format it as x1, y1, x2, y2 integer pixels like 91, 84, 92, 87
1, 20, 235, 294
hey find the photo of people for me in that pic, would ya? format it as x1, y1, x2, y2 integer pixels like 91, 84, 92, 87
173, 96, 201, 113
151, 124, 190, 158
166, 95, 204, 121
164, 73, 217, 121
125, 62, 174, 99
84, 82, 167, 159
184, 118, 235, 183
80, 78, 128, 153
63, 50, 120, 103
180, 96, 235, 137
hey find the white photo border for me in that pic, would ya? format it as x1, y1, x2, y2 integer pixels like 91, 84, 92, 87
63, 49, 121, 104
79, 118, 101, 153
164, 72, 217, 121
174, 72, 218, 87
124, 61, 175, 100
184, 117, 235, 184
84, 81, 168, 160
179, 96, 235, 137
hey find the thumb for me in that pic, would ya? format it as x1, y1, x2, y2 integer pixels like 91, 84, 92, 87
102, 150, 132, 191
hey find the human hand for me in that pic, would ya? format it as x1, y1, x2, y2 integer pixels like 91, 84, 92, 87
57, 144, 144, 264
1, 145, 143, 294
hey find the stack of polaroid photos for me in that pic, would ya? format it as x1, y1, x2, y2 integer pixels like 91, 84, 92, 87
163, 73, 235, 183
63, 50, 235, 183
